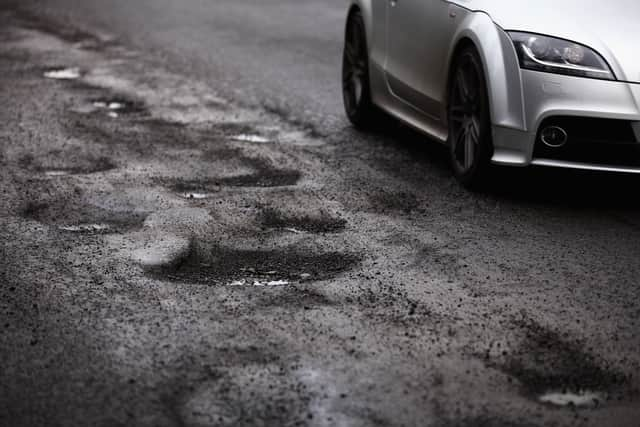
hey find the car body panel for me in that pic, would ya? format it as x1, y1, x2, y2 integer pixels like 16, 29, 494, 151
493, 70, 640, 165
346, 0, 640, 171
384, 0, 455, 119
450, 0, 640, 84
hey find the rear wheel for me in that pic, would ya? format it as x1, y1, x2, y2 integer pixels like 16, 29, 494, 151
448, 46, 493, 189
342, 11, 376, 128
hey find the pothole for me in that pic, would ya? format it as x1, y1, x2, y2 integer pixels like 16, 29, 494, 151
22, 199, 146, 234
89, 97, 146, 117
70, 114, 210, 154
93, 100, 124, 110
205, 148, 301, 188
43, 66, 81, 80
218, 167, 301, 188
210, 122, 260, 135
491, 319, 629, 407
167, 180, 219, 199
21, 154, 117, 176
165, 162, 301, 193
260, 207, 347, 234
146, 241, 360, 285
177, 192, 209, 200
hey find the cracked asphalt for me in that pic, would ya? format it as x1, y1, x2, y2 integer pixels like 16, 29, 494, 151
1, 2, 640, 426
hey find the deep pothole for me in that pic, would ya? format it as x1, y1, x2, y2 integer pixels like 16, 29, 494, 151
167, 179, 219, 199
204, 148, 301, 187
20, 153, 117, 176
490, 319, 631, 407
89, 96, 146, 118
164, 159, 301, 196
71, 115, 207, 155
69, 106, 299, 186
22, 199, 146, 234
218, 167, 301, 188
259, 207, 347, 234
146, 240, 360, 285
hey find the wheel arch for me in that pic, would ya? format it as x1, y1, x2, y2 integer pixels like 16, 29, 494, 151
445, 12, 526, 132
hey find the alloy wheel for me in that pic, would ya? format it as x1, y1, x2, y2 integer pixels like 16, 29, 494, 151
342, 14, 368, 119
449, 55, 483, 174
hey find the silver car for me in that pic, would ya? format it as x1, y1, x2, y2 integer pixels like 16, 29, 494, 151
342, 0, 640, 187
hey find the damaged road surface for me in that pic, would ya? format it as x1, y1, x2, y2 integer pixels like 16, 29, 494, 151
1, 3, 640, 427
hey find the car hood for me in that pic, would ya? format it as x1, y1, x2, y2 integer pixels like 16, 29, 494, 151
453, 0, 640, 83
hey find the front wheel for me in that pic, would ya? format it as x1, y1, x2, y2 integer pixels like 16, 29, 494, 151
342, 11, 376, 129
447, 46, 493, 189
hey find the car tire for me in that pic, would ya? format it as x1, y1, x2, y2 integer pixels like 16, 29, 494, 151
342, 10, 376, 129
447, 46, 493, 189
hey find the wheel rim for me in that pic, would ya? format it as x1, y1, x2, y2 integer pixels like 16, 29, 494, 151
343, 17, 367, 116
449, 56, 482, 174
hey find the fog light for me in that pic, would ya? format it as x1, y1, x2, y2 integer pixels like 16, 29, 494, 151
541, 126, 568, 147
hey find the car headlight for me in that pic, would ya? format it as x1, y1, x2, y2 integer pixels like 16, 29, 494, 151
508, 32, 615, 80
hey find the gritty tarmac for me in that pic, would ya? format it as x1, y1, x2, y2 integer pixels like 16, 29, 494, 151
1, 3, 640, 427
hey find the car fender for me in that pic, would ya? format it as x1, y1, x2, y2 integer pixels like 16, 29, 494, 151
446, 10, 527, 132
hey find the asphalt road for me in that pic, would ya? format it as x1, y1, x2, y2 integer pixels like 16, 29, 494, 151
17, 0, 348, 133
1, 1, 640, 426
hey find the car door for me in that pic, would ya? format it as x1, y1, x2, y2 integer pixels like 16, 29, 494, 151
385, 0, 455, 119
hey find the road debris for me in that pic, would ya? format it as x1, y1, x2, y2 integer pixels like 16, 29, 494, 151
231, 134, 271, 143
228, 279, 290, 287
59, 223, 111, 233
44, 67, 81, 80
538, 390, 602, 408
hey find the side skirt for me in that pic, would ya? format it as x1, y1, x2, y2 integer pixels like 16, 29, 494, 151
369, 60, 449, 144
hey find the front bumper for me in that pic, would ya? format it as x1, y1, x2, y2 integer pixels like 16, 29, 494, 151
491, 69, 640, 172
